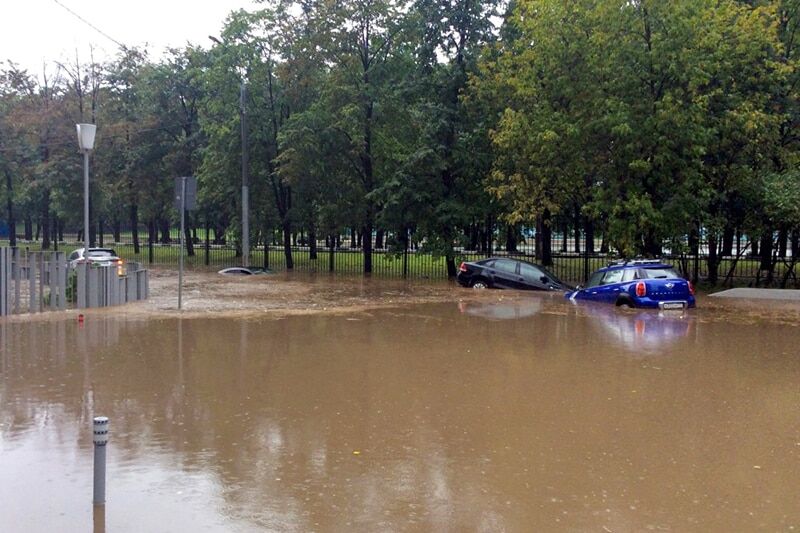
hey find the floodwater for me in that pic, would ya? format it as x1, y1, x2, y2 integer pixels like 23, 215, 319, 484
1, 280, 799, 532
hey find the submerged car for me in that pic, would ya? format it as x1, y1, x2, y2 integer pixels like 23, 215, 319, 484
565, 259, 695, 309
68, 248, 123, 269
457, 257, 570, 291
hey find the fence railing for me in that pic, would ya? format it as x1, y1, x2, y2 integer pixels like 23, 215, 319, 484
0, 248, 68, 316
4, 241, 799, 289
75, 262, 149, 309
0, 248, 150, 316
101, 244, 800, 288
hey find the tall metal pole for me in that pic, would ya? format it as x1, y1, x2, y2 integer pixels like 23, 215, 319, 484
84, 150, 90, 252
178, 177, 186, 310
240, 82, 249, 267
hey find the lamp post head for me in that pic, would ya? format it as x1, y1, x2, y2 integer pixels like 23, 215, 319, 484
76, 123, 96, 151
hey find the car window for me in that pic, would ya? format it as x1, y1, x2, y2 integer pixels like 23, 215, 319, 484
642, 267, 680, 279
622, 268, 640, 282
585, 271, 604, 288
87, 250, 116, 258
602, 269, 624, 285
68, 251, 79, 261
493, 259, 518, 274
479, 260, 495, 268
520, 263, 544, 281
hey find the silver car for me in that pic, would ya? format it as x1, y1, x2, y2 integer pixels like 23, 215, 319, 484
68, 248, 124, 270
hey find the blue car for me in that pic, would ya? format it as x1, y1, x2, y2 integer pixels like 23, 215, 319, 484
565, 260, 696, 309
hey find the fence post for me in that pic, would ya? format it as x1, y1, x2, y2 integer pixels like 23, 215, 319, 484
77, 263, 86, 308
12, 248, 20, 314
58, 253, 67, 311
29, 253, 38, 313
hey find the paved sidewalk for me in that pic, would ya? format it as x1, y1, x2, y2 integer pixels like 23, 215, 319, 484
709, 288, 800, 300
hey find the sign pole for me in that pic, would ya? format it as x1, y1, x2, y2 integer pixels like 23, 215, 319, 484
179, 177, 186, 310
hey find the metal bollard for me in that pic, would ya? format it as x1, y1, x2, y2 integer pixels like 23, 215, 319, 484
93, 416, 109, 504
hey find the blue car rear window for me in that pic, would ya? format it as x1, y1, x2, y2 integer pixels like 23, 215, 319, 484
642, 268, 680, 279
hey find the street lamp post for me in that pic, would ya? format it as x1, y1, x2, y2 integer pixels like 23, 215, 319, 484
76, 124, 96, 253
240, 81, 249, 267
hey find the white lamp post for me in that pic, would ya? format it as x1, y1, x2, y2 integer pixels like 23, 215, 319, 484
76, 124, 96, 254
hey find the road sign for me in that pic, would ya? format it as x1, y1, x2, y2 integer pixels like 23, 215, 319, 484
174, 176, 197, 211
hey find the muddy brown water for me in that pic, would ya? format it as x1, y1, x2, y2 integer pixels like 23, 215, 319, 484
1, 275, 799, 532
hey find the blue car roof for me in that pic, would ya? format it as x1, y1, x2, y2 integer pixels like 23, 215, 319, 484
596, 262, 673, 273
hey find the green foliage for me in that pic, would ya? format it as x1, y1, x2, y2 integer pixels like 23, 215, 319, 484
1, 0, 799, 271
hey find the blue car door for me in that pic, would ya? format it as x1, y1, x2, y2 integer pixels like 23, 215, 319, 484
595, 268, 625, 303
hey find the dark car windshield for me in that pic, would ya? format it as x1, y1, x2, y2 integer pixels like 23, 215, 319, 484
642, 267, 681, 279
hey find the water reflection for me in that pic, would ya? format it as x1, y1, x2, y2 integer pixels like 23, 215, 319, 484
571, 303, 694, 354
458, 297, 542, 320
1, 303, 799, 531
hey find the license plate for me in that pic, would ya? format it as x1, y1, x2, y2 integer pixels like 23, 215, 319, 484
661, 302, 686, 310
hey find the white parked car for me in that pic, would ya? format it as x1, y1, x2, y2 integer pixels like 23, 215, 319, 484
68, 248, 124, 270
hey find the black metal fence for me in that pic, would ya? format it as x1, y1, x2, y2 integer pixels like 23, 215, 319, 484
5, 233, 799, 288
100, 243, 800, 288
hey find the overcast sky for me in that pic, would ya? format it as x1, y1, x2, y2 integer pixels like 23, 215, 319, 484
1, 0, 260, 74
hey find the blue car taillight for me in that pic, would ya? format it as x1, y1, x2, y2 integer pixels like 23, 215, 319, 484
635, 281, 647, 297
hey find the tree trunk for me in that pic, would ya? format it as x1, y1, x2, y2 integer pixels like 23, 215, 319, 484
363, 221, 373, 274
148, 220, 155, 264
98, 218, 104, 247
4, 169, 16, 247
375, 229, 384, 250
759, 230, 772, 270
721, 224, 734, 256
584, 218, 595, 254
24, 216, 32, 240
52, 217, 59, 251
469, 222, 479, 251
205, 217, 210, 266
283, 220, 293, 269
185, 212, 194, 257
309, 228, 317, 260
113, 219, 121, 243
130, 203, 140, 255
707, 231, 719, 285
159, 219, 171, 244
41, 190, 51, 250
541, 209, 553, 266
573, 208, 581, 254
485, 214, 493, 257
778, 226, 788, 258
328, 234, 335, 272
505, 224, 517, 253
689, 223, 700, 284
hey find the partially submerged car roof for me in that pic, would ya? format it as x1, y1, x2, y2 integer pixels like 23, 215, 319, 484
599, 259, 674, 272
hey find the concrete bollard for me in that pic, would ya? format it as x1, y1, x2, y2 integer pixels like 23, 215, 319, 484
93, 416, 109, 505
